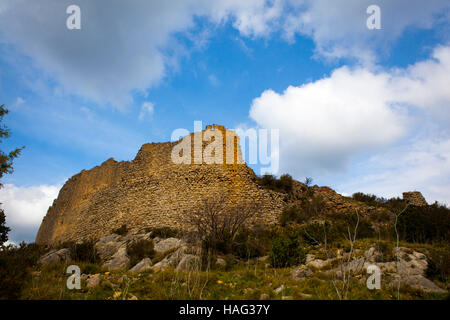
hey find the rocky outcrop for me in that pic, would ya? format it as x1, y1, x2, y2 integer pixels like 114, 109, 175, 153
38, 248, 71, 266
129, 258, 153, 273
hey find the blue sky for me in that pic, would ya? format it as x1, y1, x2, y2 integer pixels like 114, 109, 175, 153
0, 0, 449, 244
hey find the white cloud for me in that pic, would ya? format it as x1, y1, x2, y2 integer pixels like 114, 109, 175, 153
0, 0, 287, 109
0, 184, 61, 243
336, 137, 450, 205
1, 0, 446, 109
249, 46, 450, 181
284, 0, 450, 63
138, 102, 155, 121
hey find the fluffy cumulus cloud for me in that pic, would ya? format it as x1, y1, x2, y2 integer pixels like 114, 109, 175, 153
0, 184, 61, 243
335, 137, 450, 205
0, 0, 287, 109
0, 0, 447, 108
249, 46, 450, 202
284, 0, 450, 63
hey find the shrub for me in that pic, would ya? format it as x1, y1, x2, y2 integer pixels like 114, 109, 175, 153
300, 214, 375, 246
127, 239, 155, 267
352, 192, 377, 204
186, 195, 261, 256
426, 246, 450, 283
279, 195, 326, 226
398, 203, 450, 243
375, 241, 395, 262
149, 227, 179, 239
61, 240, 99, 263
256, 173, 293, 194
0, 242, 44, 299
279, 206, 302, 226
231, 226, 272, 259
269, 229, 306, 268
277, 174, 293, 193
112, 224, 128, 236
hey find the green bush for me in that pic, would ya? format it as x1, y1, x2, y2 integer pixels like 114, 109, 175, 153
279, 206, 302, 226
0, 242, 44, 299
398, 203, 450, 243
61, 240, 99, 263
426, 246, 450, 283
231, 226, 272, 259
279, 195, 326, 226
256, 173, 293, 194
300, 214, 375, 246
149, 227, 179, 239
269, 229, 306, 268
112, 224, 128, 236
127, 239, 155, 267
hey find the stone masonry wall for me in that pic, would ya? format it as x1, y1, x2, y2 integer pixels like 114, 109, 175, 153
36, 126, 285, 245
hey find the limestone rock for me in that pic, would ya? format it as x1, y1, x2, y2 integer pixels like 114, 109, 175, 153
306, 258, 330, 269
38, 248, 71, 266
154, 238, 184, 254
129, 258, 153, 273
102, 247, 129, 271
291, 265, 312, 280
95, 234, 125, 261
274, 285, 285, 294
176, 254, 201, 272
86, 274, 101, 289
166, 246, 187, 266
401, 275, 446, 293
151, 258, 171, 272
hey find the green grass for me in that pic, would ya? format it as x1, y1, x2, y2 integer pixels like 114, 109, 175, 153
18, 257, 448, 300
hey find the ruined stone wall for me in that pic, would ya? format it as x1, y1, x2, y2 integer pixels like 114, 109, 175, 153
36, 126, 285, 245
402, 191, 428, 207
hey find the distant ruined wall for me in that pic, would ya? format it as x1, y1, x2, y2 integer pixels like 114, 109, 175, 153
36, 126, 285, 245
402, 191, 428, 207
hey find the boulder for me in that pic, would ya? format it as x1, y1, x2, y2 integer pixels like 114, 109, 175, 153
274, 285, 285, 294
166, 246, 187, 266
291, 265, 312, 280
129, 258, 153, 273
86, 274, 101, 289
401, 275, 447, 293
176, 254, 201, 272
38, 248, 71, 266
151, 258, 171, 272
154, 238, 184, 254
102, 247, 129, 271
216, 257, 226, 267
306, 258, 330, 269
95, 234, 125, 261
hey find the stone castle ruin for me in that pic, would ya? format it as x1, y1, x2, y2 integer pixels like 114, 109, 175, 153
36, 125, 285, 245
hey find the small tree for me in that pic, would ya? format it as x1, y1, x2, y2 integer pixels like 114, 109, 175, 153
0, 105, 24, 246
185, 194, 261, 256
0, 209, 10, 246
